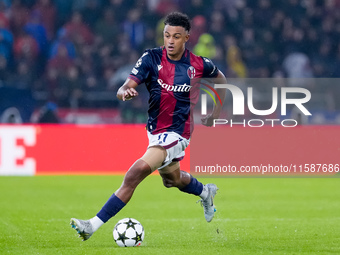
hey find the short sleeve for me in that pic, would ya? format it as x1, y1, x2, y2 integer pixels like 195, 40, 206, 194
128, 51, 152, 84
202, 57, 219, 78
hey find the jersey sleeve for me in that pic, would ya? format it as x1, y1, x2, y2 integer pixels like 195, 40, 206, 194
201, 57, 219, 78
128, 51, 152, 84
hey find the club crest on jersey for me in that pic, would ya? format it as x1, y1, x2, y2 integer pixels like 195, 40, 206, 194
187, 66, 196, 79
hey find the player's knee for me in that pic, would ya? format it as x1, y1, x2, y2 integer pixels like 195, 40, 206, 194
162, 178, 172, 188
122, 160, 151, 189
123, 173, 139, 189
162, 177, 180, 188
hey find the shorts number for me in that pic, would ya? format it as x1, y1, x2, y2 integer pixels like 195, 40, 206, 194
158, 134, 168, 143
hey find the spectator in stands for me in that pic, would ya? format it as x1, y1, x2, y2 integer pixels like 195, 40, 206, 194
0, 54, 8, 80
183, 0, 212, 18
239, 27, 256, 65
225, 35, 247, 78
76, 43, 99, 77
53, 0, 73, 28
13, 29, 39, 61
283, 52, 314, 79
155, 0, 179, 16
44, 67, 58, 102
282, 51, 314, 87
97, 43, 114, 72
193, 33, 216, 59
212, 45, 227, 74
24, 10, 48, 54
36, 102, 60, 123
0, 18, 13, 62
312, 41, 335, 78
63, 11, 94, 46
253, 0, 273, 29
107, 0, 132, 23
8, 60, 33, 89
0, 0, 10, 10
80, 0, 102, 30
47, 43, 74, 78
140, 27, 156, 50
115, 33, 132, 66
283, 0, 306, 24
94, 9, 119, 45
186, 15, 206, 50
155, 17, 165, 47
32, 0, 56, 41
0, 3, 10, 30
261, 30, 280, 73
122, 8, 147, 50
8, 0, 30, 37
209, 11, 226, 47
108, 50, 139, 90
49, 28, 76, 59
57, 66, 82, 107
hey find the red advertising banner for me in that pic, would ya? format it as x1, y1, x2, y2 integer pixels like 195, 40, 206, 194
0, 125, 190, 175
1, 125, 339, 176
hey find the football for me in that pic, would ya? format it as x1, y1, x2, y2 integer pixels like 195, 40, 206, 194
113, 218, 144, 247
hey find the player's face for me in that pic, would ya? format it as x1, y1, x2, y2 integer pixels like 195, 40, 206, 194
163, 25, 189, 61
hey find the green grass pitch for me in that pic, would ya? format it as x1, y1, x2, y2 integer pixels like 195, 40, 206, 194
0, 175, 339, 255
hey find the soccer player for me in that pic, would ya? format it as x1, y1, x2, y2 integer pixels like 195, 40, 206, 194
70, 12, 227, 241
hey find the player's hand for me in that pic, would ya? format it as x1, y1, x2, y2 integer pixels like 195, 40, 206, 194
123, 88, 139, 101
201, 114, 216, 127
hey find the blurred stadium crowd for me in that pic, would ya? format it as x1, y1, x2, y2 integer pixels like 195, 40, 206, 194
0, 0, 340, 123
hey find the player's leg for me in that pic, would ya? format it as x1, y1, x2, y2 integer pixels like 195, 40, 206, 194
159, 162, 218, 222
70, 146, 166, 241
70, 159, 151, 241
160, 162, 191, 188
115, 159, 152, 203
94, 146, 166, 225
160, 162, 204, 194
94, 159, 152, 224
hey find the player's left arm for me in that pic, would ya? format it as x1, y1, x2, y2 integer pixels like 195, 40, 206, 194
201, 70, 227, 127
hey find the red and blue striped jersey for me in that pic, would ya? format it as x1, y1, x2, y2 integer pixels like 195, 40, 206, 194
128, 47, 219, 139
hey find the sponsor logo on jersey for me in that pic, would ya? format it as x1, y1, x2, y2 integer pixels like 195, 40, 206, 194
157, 79, 192, 92
158, 65, 163, 71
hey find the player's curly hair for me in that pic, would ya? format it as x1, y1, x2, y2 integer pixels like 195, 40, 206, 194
164, 12, 191, 32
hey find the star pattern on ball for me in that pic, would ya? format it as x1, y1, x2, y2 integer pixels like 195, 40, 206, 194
132, 231, 143, 243
126, 219, 138, 230
117, 231, 129, 245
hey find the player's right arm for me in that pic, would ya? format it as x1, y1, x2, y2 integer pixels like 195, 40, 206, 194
117, 78, 139, 101
117, 50, 152, 101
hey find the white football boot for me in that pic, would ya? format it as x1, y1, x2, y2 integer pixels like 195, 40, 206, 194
70, 218, 94, 241
199, 183, 218, 222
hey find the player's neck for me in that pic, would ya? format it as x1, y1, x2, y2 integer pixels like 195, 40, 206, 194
167, 48, 186, 61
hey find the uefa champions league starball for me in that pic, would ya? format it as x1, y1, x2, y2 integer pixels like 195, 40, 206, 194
113, 218, 144, 247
